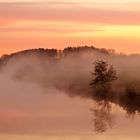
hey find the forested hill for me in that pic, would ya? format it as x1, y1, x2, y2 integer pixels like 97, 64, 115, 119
0, 46, 116, 61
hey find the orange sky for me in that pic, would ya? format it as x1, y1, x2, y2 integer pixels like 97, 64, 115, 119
0, 0, 140, 54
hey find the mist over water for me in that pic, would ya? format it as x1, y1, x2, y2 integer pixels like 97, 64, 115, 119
1, 49, 140, 97
0, 47, 140, 136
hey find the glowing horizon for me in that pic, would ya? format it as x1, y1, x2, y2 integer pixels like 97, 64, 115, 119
0, 0, 140, 55
1, 1, 140, 140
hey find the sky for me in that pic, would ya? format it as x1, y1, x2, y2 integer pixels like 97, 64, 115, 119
0, 0, 140, 54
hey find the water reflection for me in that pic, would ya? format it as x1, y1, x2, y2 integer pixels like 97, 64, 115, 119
90, 100, 114, 133
119, 89, 140, 116
54, 84, 140, 133
89, 87, 140, 133
0, 76, 140, 138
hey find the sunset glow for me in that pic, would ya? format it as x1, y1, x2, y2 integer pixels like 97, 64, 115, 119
0, 0, 140, 54
1, 1, 140, 140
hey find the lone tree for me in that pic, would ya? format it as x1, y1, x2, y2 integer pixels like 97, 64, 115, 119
91, 60, 117, 98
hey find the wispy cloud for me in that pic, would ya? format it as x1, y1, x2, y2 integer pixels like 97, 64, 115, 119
0, 1, 140, 25
0, 0, 140, 54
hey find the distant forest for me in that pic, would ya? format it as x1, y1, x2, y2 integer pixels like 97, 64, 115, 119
0, 46, 128, 61
1, 46, 140, 63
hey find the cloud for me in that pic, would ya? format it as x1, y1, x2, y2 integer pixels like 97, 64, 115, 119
0, 27, 101, 33
0, 1, 140, 25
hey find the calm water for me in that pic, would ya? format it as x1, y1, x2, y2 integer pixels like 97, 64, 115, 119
0, 80, 140, 140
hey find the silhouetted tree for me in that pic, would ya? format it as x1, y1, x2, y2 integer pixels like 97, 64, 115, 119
91, 60, 117, 99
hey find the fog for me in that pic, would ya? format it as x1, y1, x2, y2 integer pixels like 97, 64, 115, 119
1, 50, 140, 98
0, 48, 140, 135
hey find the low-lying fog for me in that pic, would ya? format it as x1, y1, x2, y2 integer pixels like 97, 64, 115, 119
1, 49, 140, 96
0, 48, 140, 139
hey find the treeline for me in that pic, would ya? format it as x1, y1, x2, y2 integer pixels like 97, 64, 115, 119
0, 48, 57, 60
0, 46, 116, 61
63, 46, 115, 55
2, 46, 140, 63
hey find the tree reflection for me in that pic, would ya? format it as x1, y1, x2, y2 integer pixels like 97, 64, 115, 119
119, 87, 140, 116
90, 100, 114, 133
90, 86, 140, 133
89, 60, 140, 133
